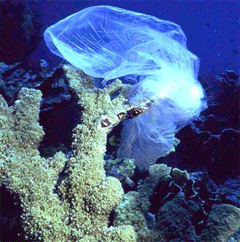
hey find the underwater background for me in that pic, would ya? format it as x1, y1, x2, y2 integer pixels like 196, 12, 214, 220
0, 0, 239, 241
33, 0, 239, 77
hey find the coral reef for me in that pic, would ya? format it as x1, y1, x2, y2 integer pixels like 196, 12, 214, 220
0, 63, 239, 241
113, 163, 240, 242
0, 61, 65, 105
105, 158, 136, 188
0, 60, 78, 155
0, 65, 137, 241
200, 204, 240, 242
113, 164, 172, 241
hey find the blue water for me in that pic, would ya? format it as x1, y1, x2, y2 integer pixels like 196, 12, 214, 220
31, 0, 239, 79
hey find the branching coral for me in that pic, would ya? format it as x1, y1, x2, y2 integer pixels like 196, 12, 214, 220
0, 65, 137, 241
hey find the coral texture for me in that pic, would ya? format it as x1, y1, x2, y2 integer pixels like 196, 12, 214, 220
0, 65, 137, 241
199, 204, 240, 242
113, 163, 240, 242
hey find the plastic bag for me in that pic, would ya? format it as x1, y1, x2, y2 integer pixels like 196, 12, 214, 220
44, 5, 207, 169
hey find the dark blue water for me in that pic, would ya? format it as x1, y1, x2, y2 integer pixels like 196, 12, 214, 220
31, 0, 239, 78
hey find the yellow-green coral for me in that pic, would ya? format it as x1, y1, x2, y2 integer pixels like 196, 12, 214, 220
0, 66, 137, 241
113, 164, 172, 242
0, 88, 69, 240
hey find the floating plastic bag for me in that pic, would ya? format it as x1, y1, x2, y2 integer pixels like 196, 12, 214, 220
44, 5, 207, 169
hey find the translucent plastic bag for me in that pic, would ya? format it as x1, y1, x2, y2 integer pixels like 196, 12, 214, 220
44, 5, 207, 169
44, 5, 190, 84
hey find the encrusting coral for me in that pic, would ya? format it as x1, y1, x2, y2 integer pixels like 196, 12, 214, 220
113, 163, 240, 242
0, 65, 137, 241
